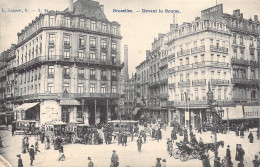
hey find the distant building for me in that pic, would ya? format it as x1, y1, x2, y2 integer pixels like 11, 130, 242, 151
0, 0, 124, 126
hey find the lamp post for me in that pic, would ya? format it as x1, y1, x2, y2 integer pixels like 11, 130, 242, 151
226, 107, 229, 132
206, 81, 218, 159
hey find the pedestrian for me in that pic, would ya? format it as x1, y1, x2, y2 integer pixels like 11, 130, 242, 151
122, 132, 128, 146
84, 132, 88, 145
236, 144, 245, 167
198, 124, 202, 134
35, 139, 40, 155
171, 129, 177, 142
156, 128, 162, 142
162, 159, 166, 167
88, 157, 94, 167
40, 130, 45, 144
17, 154, 23, 167
257, 128, 260, 140
155, 158, 161, 167
201, 149, 211, 167
29, 145, 35, 166
214, 157, 221, 167
240, 127, 244, 138
110, 150, 119, 167
252, 155, 260, 167
142, 131, 147, 143
118, 131, 122, 145
24, 136, 29, 152
183, 132, 189, 143
235, 127, 239, 136
12, 124, 16, 136
226, 145, 232, 167
45, 136, 50, 150
248, 132, 254, 143
137, 136, 142, 152
166, 139, 173, 156
57, 145, 66, 161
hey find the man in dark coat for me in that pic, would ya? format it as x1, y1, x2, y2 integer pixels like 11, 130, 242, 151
137, 136, 142, 152
29, 145, 35, 166
118, 132, 122, 145
248, 132, 254, 143
17, 154, 23, 167
88, 157, 94, 167
155, 158, 162, 167
252, 155, 260, 167
110, 150, 119, 167
122, 132, 127, 146
171, 129, 177, 141
236, 144, 245, 167
156, 128, 162, 142
226, 145, 232, 166
201, 149, 211, 167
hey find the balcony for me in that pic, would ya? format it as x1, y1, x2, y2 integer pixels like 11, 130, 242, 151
157, 93, 168, 99
166, 101, 174, 107
177, 64, 190, 71
101, 76, 107, 81
78, 74, 85, 79
111, 76, 118, 81
63, 74, 70, 79
231, 78, 249, 84
174, 100, 208, 108
168, 54, 175, 61
231, 58, 249, 66
16, 56, 124, 72
191, 45, 205, 54
178, 81, 190, 87
192, 79, 206, 86
210, 45, 228, 54
90, 75, 96, 80
249, 79, 260, 85
177, 49, 190, 57
211, 79, 229, 86
250, 60, 259, 68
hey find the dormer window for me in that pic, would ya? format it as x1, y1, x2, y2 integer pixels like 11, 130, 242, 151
66, 17, 71, 27
91, 21, 96, 31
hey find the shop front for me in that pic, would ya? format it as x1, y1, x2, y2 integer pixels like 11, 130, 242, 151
14, 102, 40, 125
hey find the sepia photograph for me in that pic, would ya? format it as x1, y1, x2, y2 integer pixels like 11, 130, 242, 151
0, 0, 260, 166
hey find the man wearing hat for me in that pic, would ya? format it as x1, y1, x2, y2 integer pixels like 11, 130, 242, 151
155, 158, 161, 167
162, 159, 166, 167
29, 145, 35, 166
110, 150, 119, 167
88, 157, 94, 167
17, 154, 23, 167
226, 145, 232, 166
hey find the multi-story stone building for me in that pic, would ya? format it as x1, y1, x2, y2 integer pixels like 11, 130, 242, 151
1, 0, 123, 126
123, 76, 136, 119
147, 34, 169, 123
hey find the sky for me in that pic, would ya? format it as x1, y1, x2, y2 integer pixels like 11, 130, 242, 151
0, 0, 259, 75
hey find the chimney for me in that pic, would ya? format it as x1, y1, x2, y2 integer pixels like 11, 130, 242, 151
124, 45, 129, 81
69, 0, 73, 13
254, 15, 258, 21
233, 9, 240, 16
100, 5, 104, 12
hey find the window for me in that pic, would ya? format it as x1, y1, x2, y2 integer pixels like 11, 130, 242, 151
233, 33, 236, 44
80, 19, 85, 28
216, 40, 220, 48
79, 37, 85, 47
101, 85, 106, 93
217, 55, 220, 62
47, 83, 54, 93
210, 39, 213, 45
78, 84, 84, 93
101, 53, 106, 61
239, 35, 243, 44
66, 17, 71, 27
195, 89, 199, 100
224, 89, 227, 100
112, 43, 117, 51
78, 68, 84, 78
211, 54, 214, 61
112, 70, 117, 77
90, 69, 95, 79
101, 40, 107, 49
218, 89, 221, 100
91, 21, 96, 31
102, 23, 107, 32
63, 83, 69, 92
180, 74, 183, 81
251, 90, 256, 99
78, 50, 84, 59
194, 56, 198, 63
200, 39, 204, 46
90, 52, 95, 61
48, 65, 54, 77
49, 34, 55, 45
64, 50, 70, 59
64, 36, 70, 45
112, 26, 117, 34
194, 72, 198, 78
181, 93, 184, 101
180, 59, 183, 65
64, 66, 70, 78
193, 41, 197, 48
90, 84, 95, 93
101, 70, 106, 78
201, 54, 205, 62
90, 38, 96, 48
186, 57, 189, 65
250, 37, 254, 47
112, 85, 117, 93
49, 16, 55, 26
202, 89, 206, 100
223, 72, 227, 77
251, 70, 255, 79
186, 73, 190, 81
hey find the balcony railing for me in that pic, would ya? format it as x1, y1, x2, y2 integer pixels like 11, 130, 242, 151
192, 79, 206, 86
210, 45, 228, 53
157, 93, 168, 99
211, 79, 229, 86
231, 58, 249, 66
174, 100, 208, 107
178, 81, 190, 87
231, 78, 249, 84
16, 56, 124, 72
250, 60, 259, 67
166, 101, 174, 107
191, 45, 205, 54
177, 49, 190, 57
168, 83, 176, 89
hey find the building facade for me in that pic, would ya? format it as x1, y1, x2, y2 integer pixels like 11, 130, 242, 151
1, 0, 124, 126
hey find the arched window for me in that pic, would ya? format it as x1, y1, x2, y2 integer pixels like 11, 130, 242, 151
251, 90, 256, 99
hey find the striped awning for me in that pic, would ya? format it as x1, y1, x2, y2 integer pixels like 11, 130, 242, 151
60, 99, 81, 106
14, 102, 39, 111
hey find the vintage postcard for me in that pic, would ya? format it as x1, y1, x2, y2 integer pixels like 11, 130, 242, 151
0, 0, 260, 166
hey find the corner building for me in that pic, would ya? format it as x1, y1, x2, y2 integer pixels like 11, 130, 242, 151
12, 0, 123, 125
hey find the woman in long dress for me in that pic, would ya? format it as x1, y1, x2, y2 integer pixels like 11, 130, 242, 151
45, 136, 50, 150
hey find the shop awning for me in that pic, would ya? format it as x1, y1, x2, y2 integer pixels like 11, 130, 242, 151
14, 102, 39, 111
60, 99, 81, 106
222, 105, 244, 120
132, 107, 140, 115
244, 106, 260, 118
